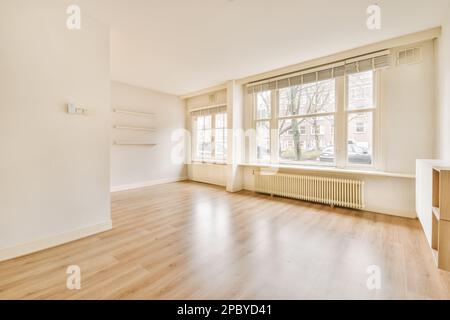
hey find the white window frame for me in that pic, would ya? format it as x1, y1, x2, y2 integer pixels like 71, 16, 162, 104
250, 70, 382, 171
214, 113, 228, 162
275, 80, 337, 166
254, 91, 274, 163
344, 70, 380, 170
192, 109, 228, 164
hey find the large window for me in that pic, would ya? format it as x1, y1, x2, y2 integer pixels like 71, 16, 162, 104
346, 71, 374, 165
255, 91, 271, 161
193, 108, 227, 162
252, 70, 377, 168
278, 80, 336, 165
214, 113, 227, 161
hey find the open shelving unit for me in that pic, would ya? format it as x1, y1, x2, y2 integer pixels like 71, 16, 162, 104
431, 167, 450, 271
112, 107, 157, 147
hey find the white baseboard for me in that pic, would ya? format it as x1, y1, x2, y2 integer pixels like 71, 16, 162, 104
111, 176, 187, 192
363, 206, 417, 219
0, 220, 112, 262
242, 186, 416, 219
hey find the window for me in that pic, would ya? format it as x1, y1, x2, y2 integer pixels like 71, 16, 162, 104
299, 125, 307, 135
195, 115, 212, 160
347, 71, 375, 165
355, 121, 366, 134
215, 113, 227, 161
252, 70, 377, 168
278, 79, 336, 165
255, 91, 271, 161
192, 108, 227, 162
310, 125, 324, 135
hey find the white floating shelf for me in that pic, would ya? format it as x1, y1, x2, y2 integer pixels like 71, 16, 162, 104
113, 125, 156, 132
113, 109, 154, 117
113, 141, 157, 146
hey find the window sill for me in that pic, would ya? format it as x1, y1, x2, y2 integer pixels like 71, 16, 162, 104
191, 160, 227, 166
238, 162, 415, 179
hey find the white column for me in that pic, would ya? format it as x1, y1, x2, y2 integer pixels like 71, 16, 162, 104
226, 80, 245, 192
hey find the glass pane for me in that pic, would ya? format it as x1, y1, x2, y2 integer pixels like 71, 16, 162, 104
223, 132, 227, 160
196, 130, 204, 159
215, 128, 225, 161
279, 80, 335, 117
256, 121, 270, 161
279, 85, 301, 117
347, 112, 373, 165
256, 91, 271, 120
202, 129, 212, 159
197, 116, 205, 130
279, 116, 334, 164
348, 71, 373, 110
204, 115, 212, 129
215, 113, 226, 129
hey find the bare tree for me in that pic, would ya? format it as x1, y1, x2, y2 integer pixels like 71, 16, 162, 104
279, 81, 333, 161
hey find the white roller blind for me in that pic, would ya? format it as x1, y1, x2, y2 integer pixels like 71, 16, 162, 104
190, 105, 227, 117
247, 50, 390, 94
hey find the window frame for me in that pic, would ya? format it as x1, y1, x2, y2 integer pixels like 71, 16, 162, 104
344, 70, 380, 169
250, 70, 382, 171
192, 109, 228, 164
254, 90, 274, 163
275, 79, 338, 167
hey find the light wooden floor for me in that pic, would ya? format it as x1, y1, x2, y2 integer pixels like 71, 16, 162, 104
1, 181, 449, 299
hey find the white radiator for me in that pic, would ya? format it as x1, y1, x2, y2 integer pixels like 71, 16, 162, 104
254, 172, 365, 210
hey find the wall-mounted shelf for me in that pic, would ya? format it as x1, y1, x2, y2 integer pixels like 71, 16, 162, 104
113, 109, 154, 117
113, 125, 156, 132
113, 141, 157, 146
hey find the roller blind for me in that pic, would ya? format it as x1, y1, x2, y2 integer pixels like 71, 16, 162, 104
190, 105, 227, 117
247, 50, 390, 94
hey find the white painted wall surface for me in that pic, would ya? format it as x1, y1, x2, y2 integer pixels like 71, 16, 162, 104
436, 8, 450, 161
111, 82, 186, 191
0, 0, 111, 259
188, 163, 227, 187
382, 41, 436, 173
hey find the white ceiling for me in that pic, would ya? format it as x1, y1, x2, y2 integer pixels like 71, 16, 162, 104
80, 0, 450, 96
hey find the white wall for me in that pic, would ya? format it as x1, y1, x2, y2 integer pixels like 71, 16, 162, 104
0, 0, 111, 259
382, 41, 436, 173
436, 8, 450, 160
188, 163, 227, 187
111, 82, 186, 191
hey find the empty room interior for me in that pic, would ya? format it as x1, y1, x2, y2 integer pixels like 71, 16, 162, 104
2, 0, 450, 301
